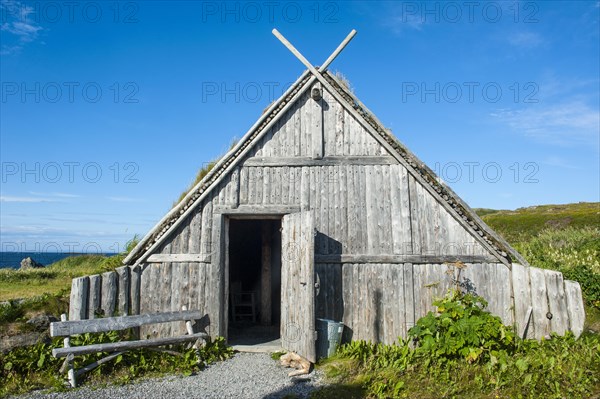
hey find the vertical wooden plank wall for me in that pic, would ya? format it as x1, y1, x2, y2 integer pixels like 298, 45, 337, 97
67, 85, 585, 343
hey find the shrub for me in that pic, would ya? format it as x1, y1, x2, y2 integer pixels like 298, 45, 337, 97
408, 289, 515, 364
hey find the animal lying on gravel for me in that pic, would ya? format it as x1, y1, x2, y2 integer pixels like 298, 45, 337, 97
280, 351, 311, 376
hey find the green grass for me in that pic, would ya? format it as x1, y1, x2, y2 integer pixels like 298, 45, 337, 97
0, 255, 117, 301
475, 202, 599, 243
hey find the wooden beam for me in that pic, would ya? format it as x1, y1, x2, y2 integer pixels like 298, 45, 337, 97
242, 156, 396, 167
214, 205, 301, 215
318, 29, 357, 71
50, 310, 206, 337
52, 333, 208, 358
145, 254, 211, 263
314, 254, 500, 264
261, 222, 272, 326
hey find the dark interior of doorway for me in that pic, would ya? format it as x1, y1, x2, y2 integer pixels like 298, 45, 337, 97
228, 218, 282, 347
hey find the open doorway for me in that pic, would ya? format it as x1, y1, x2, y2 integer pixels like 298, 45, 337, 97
227, 218, 282, 349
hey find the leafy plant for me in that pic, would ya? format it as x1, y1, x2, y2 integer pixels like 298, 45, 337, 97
408, 289, 515, 364
0, 300, 25, 323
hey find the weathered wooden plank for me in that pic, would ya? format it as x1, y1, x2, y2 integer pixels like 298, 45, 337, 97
262, 167, 271, 206
310, 83, 324, 159
300, 166, 310, 211
529, 267, 551, 338
356, 165, 367, 253
188, 263, 199, 314
345, 165, 357, 254
213, 204, 301, 215
273, 167, 282, 204
255, 167, 264, 205
239, 167, 249, 205
564, 280, 585, 337
242, 156, 397, 167
200, 201, 213, 256
380, 166, 393, 253
403, 263, 415, 335
341, 264, 353, 343
116, 266, 130, 316
101, 271, 118, 318
489, 263, 513, 326
210, 213, 224, 337
229, 167, 240, 208
145, 253, 211, 263
187, 209, 203, 254
331, 165, 340, 252
365, 165, 377, 254
339, 165, 348, 251
52, 333, 208, 358
87, 275, 101, 319
544, 269, 569, 335
139, 265, 152, 316
50, 309, 206, 337
511, 263, 534, 339
314, 254, 500, 264
197, 263, 208, 334
309, 167, 318, 236
247, 168, 257, 205
130, 265, 141, 316
408, 175, 422, 255
319, 166, 329, 254
69, 277, 89, 321
159, 263, 173, 337
178, 263, 191, 335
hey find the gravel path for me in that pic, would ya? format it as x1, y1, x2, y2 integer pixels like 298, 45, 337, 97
17, 353, 325, 399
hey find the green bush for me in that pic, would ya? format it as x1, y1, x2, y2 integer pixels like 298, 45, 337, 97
0, 301, 25, 323
562, 265, 600, 310
408, 289, 515, 364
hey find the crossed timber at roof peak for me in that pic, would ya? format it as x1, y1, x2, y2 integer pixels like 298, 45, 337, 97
272, 28, 356, 87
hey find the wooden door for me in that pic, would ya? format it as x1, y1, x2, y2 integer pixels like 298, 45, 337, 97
280, 211, 316, 362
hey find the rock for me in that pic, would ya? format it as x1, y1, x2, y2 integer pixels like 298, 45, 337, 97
26, 314, 58, 331
19, 257, 44, 270
0, 332, 49, 353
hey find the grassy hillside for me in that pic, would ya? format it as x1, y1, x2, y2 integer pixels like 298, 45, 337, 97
475, 202, 599, 243
0, 255, 118, 301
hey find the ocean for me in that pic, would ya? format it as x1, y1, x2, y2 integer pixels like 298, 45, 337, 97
0, 252, 116, 269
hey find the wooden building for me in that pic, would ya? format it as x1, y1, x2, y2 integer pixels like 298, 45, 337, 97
68, 31, 585, 363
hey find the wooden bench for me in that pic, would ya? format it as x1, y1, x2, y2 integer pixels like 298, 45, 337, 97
50, 307, 208, 387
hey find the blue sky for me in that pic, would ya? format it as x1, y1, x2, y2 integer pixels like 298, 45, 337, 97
1, 1, 598, 253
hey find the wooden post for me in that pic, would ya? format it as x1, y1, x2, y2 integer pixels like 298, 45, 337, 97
261, 222, 272, 325
69, 277, 89, 321
60, 314, 76, 387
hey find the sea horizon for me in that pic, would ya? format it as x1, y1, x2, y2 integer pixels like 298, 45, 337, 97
0, 252, 117, 270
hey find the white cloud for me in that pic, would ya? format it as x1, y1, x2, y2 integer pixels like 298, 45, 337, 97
29, 191, 82, 199
106, 196, 144, 203
0, 0, 43, 54
0, 196, 57, 203
542, 156, 581, 170
507, 31, 544, 48
491, 101, 600, 147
